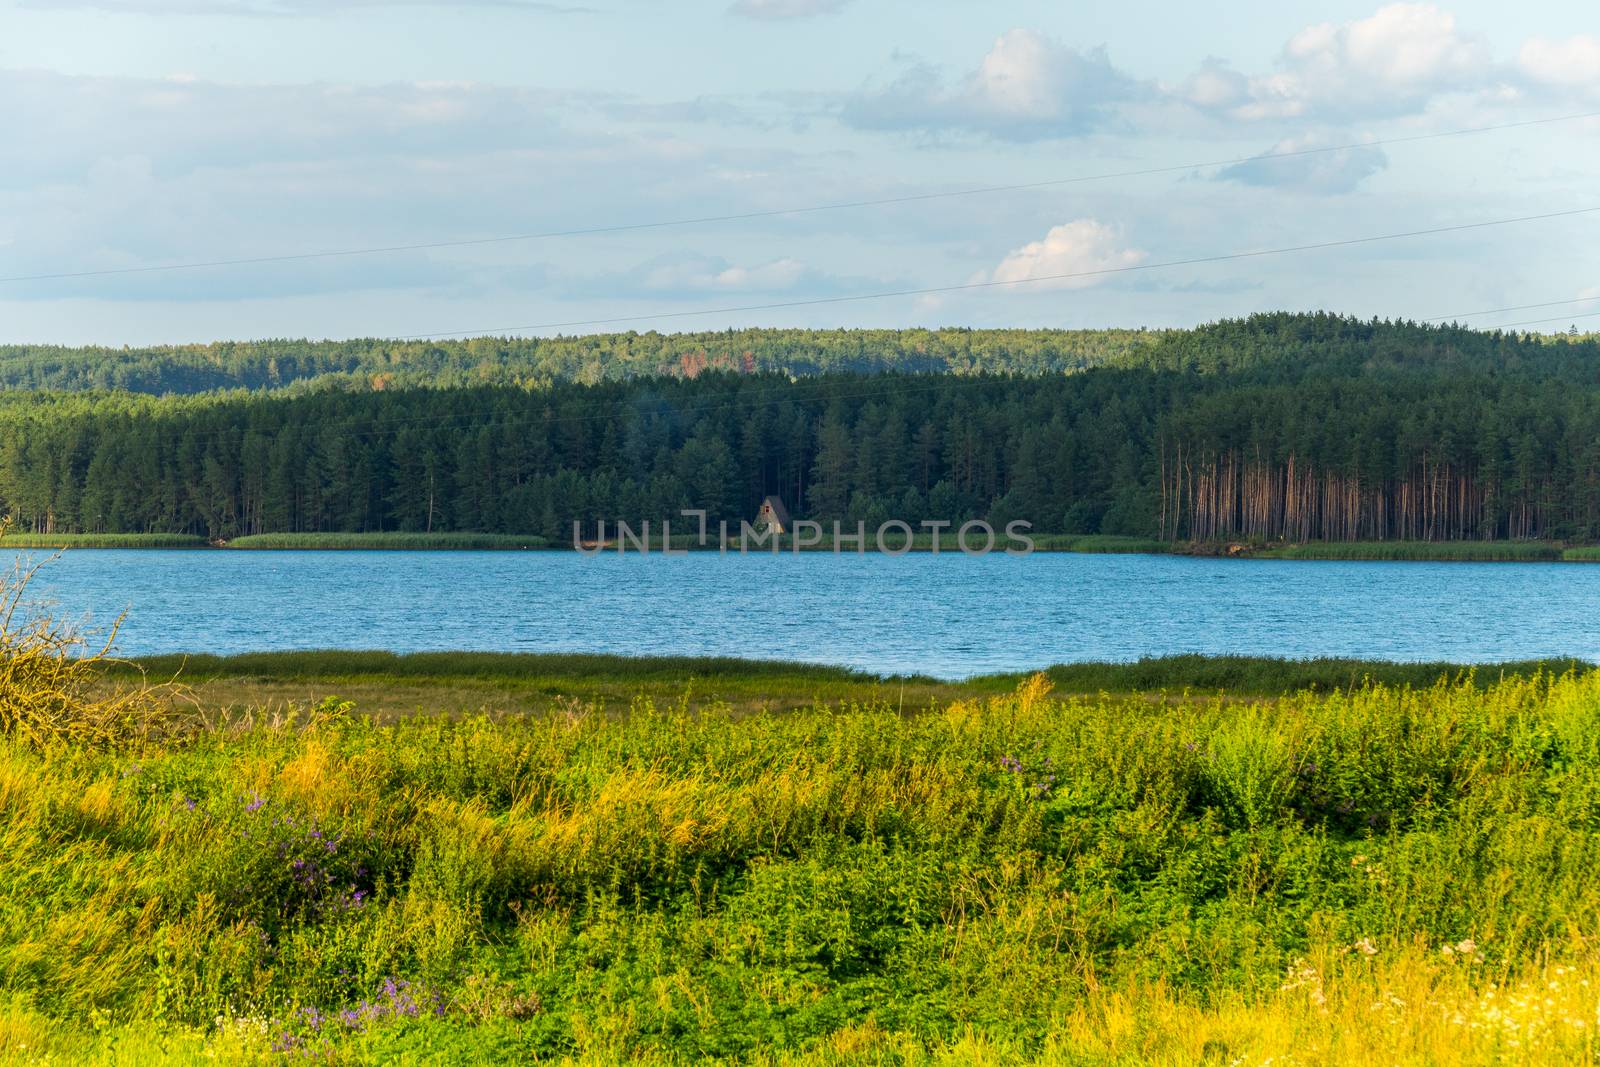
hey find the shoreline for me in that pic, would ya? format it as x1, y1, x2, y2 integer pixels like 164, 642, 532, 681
7, 531, 1600, 562
101, 651, 1597, 717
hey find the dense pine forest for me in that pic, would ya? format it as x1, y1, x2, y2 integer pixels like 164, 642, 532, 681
0, 327, 1161, 394
2, 312, 1599, 542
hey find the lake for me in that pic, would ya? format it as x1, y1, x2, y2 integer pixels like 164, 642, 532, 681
9, 549, 1600, 679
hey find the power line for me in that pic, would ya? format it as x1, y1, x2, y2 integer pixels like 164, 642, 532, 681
3, 109, 1597, 286
1476, 309, 1600, 331
1423, 296, 1600, 322
394, 206, 1600, 338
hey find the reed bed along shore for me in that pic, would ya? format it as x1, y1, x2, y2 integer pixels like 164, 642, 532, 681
6, 531, 1600, 561
93, 651, 1591, 729
224, 533, 553, 550
1253, 541, 1568, 562
4, 666, 1600, 1062
111, 649, 1591, 703
0, 532, 210, 549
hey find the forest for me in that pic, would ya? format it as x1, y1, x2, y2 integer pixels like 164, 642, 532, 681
0, 327, 1160, 394
1, 313, 1598, 543
2, 312, 1592, 395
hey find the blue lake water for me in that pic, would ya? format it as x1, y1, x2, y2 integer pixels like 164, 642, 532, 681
10, 549, 1600, 679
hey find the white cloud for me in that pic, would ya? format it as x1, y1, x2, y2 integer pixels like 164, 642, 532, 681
640, 254, 808, 293
841, 29, 1144, 140
560, 252, 883, 302
851, 7, 1583, 139
1186, 4, 1495, 121
1215, 135, 1388, 194
1519, 35, 1600, 93
976, 220, 1146, 291
0, 69, 579, 187
1180, 59, 1251, 110
729, 0, 850, 19
0, 68, 855, 305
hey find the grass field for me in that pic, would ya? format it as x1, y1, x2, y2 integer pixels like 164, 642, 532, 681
6, 665, 1600, 1063
98, 650, 1592, 721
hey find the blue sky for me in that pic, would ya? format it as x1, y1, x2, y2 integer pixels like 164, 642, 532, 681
1, 0, 1596, 344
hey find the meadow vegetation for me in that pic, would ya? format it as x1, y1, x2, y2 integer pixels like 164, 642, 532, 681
99, 649, 1591, 723
4, 648, 1600, 1061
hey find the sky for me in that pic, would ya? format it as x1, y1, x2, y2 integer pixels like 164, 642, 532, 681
0, 0, 1597, 344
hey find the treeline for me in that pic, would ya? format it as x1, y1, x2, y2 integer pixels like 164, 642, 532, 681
4, 328, 1600, 542
0, 374, 1165, 539
3, 312, 1595, 396
1157, 374, 1600, 541
0, 327, 1159, 395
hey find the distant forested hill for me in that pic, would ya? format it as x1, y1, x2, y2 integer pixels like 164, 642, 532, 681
1, 313, 1593, 396
2, 314, 1599, 543
0, 327, 1160, 394
1133, 312, 1600, 380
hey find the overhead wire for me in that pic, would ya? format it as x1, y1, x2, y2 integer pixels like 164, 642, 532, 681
3, 109, 1596, 286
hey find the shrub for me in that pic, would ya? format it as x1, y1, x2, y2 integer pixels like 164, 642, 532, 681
0, 530, 186, 745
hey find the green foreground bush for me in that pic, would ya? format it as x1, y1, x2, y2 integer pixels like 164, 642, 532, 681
4, 671, 1600, 1062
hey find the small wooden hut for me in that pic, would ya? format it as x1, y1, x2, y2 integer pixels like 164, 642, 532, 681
755, 496, 792, 534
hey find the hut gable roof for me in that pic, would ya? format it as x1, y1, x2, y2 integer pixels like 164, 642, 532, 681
757, 495, 792, 530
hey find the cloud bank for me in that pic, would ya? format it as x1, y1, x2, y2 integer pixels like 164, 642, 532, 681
1215, 135, 1390, 194
976, 220, 1147, 291
843, 4, 1598, 146
841, 30, 1145, 140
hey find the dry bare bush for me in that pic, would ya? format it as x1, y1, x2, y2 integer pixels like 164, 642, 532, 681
0, 530, 190, 745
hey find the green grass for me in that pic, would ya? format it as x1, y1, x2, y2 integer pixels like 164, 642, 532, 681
1034, 652, 1588, 694
9, 669, 1600, 1062
11, 532, 1597, 562
119, 650, 901, 684
101, 651, 1591, 728
100, 651, 958, 724
224, 533, 550, 550
0, 532, 209, 549
110, 650, 1589, 699
1252, 540, 1565, 561
1031, 534, 1173, 553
